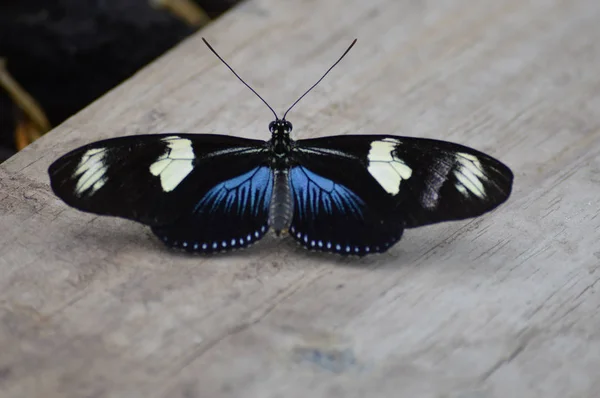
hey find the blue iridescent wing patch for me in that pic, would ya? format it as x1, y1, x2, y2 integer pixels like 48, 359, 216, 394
290, 166, 364, 219
152, 166, 273, 253
195, 167, 273, 216
288, 165, 404, 255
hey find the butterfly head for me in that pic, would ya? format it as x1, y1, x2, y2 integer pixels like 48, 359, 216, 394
269, 119, 293, 136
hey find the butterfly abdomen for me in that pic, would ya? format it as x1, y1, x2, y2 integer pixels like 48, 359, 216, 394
268, 169, 294, 235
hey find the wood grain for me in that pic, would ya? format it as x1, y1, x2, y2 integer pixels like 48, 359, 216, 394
1, 0, 600, 397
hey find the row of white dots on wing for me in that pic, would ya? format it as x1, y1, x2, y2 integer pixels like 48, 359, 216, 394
163, 225, 267, 251
289, 225, 392, 254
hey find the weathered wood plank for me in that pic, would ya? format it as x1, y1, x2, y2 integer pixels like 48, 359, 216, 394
1, 0, 600, 397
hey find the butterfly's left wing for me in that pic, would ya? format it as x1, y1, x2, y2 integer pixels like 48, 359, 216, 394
49, 134, 273, 253
290, 134, 513, 255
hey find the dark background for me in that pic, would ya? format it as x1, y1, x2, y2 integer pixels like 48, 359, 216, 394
0, 0, 241, 161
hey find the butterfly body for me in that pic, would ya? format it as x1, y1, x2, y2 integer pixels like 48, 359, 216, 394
48, 38, 513, 257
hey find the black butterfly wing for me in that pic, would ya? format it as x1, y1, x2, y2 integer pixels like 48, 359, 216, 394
49, 134, 273, 252
290, 135, 513, 255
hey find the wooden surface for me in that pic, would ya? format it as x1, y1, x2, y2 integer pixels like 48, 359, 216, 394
1, 0, 600, 396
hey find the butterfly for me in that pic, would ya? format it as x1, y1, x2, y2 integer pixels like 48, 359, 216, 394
48, 38, 513, 256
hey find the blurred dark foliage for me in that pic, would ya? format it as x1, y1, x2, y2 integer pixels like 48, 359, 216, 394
0, 0, 240, 162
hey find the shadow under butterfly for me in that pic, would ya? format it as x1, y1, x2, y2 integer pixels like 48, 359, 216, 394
48, 38, 513, 257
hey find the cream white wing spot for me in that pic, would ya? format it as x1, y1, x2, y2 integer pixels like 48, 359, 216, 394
454, 152, 487, 198
74, 148, 108, 196
456, 183, 468, 196
149, 136, 195, 192
367, 138, 412, 195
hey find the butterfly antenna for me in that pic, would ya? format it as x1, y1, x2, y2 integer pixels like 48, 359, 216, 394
202, 38, 279, 120
282, 39, 357, 121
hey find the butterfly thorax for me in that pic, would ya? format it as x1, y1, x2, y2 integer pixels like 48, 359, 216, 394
268, 119, 294, 167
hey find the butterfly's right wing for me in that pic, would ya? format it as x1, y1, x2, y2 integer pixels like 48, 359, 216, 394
49, 134, 273, 252
288, 134, 513, 255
